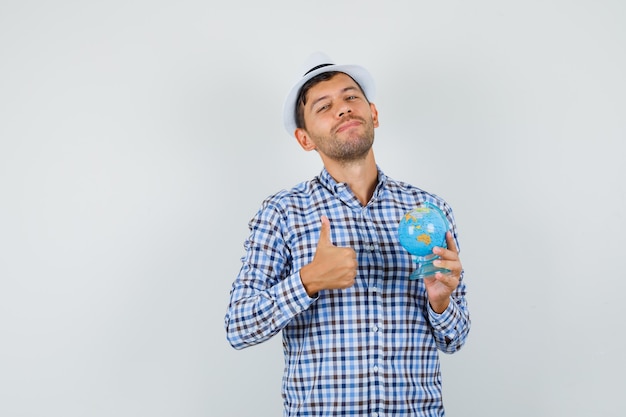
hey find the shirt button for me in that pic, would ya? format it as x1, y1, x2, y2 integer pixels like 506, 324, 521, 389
372, 325, 379, 332
373, 365, 379, 373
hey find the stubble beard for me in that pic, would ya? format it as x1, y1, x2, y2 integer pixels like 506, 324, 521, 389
315, 117, 376, 164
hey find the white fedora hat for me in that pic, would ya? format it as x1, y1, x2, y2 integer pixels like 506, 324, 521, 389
282, 52, 376, 136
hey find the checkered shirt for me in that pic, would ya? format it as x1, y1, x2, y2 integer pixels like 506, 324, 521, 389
225, 167, 471, 417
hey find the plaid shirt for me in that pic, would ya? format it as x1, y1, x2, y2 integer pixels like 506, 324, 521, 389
225, 167, 470, 416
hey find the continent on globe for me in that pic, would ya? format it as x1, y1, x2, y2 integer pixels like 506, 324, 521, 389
417, 234, 432, 246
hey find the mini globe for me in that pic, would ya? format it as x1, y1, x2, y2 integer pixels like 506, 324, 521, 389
397, 202, 450, 279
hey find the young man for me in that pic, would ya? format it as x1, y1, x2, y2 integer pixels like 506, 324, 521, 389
225, 52, 471, 416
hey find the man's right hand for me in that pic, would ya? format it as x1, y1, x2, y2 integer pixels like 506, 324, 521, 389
299, 215, 358, 297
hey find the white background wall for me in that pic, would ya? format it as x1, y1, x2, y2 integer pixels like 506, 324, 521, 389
1, 1, 624, 416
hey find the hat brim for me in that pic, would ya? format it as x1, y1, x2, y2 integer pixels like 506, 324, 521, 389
282, 63, 376, 136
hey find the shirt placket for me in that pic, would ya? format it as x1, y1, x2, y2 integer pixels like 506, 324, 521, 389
355, 204, 385, 416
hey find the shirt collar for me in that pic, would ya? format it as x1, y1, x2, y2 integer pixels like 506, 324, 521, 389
318, 166, 388, 205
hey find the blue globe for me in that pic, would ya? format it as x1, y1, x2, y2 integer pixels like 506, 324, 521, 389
398, 202, 448, 259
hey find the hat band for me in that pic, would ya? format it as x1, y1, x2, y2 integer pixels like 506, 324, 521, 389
304, 63, 333, 76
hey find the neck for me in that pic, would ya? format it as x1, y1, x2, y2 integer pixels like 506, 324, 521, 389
322, 150, 378, 206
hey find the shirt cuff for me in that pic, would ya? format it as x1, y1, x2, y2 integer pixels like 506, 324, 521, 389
428, 298, 457, 331
276, 271, 317, 317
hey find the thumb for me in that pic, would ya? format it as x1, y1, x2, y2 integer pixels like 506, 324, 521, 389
317, 215, 334, 247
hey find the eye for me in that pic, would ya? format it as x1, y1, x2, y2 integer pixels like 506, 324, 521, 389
316, 103, 330, 113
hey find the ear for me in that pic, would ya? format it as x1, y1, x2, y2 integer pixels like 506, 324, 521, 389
295, 128, 317, 152
370, 103, 380, 128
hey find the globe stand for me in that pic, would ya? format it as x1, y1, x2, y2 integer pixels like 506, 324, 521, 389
409, 254, 451, 280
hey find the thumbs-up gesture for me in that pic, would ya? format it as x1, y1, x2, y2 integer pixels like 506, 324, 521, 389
299, 216, 358, 297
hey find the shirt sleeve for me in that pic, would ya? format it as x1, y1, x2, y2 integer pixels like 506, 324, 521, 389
427, 272, 471, 354
224, 203, 316, 350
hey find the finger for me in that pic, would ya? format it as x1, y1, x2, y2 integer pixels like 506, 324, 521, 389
434, 258, 460, 275
434, 272, 456, 290
445, 230, 458, 253
317, 215, 333, 248
434, 231, 458, 260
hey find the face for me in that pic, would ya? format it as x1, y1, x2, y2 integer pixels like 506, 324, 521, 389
295, 73, 379, 163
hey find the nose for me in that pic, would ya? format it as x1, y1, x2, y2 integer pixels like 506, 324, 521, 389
338, 107, 352, 118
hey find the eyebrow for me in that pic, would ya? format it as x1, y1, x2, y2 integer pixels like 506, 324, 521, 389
309, 86, 359, 109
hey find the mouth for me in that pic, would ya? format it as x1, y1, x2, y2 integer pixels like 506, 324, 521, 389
335, 119, 362, 133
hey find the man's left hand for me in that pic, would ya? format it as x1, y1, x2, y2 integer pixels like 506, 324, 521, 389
424, 231, 462, 313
